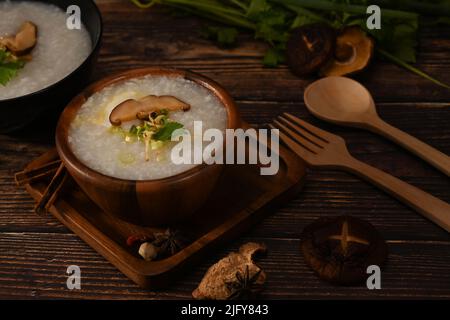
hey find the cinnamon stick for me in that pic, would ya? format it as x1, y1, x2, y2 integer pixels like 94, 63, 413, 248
34, 163, 68, 216
15, 160, 62, 186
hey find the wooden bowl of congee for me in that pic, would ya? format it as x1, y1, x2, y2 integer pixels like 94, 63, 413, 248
56, 68, 241, 226
0, 0, 102, 132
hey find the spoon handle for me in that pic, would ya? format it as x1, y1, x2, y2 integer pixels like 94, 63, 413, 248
342, 156, 450, 232
369, 117, 450, 176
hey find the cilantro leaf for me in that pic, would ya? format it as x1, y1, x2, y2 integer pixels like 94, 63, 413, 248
291, 14, 321, 29
0, 49, 25, 86
202, 26, 239, 47
263, 46, 286, 67
366, 18, 418, 63
153, 122, 184, 141
436, 17, 450, 26
246, 0, 271, 18
0, 65, 20, 86
129, 125, 139, 136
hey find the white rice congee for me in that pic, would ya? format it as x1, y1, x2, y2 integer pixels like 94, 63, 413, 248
0, 1, 92, 100
68, 75, 228, 180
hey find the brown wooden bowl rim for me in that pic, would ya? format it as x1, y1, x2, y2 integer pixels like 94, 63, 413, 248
55, 67, 241, 186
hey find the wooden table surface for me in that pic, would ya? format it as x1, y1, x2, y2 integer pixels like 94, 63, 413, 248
1, 0, 449, 299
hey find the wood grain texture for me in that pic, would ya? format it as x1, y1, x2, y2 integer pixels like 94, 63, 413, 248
0, 0, 449, 298
0, 233, 449, 299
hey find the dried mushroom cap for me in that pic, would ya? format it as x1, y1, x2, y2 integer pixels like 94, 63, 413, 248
300, 215, 387, 285
286, 23, 336, 77
192, 242, 267, 300
109, 95, 191, 126
321, 26, 374, 77
0, 21, 37, 55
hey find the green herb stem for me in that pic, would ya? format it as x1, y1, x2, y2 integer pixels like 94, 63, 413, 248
285, 4, 333, 25
270, 0, 419, 20
377, 48, 450, 89
170, 4, 252, 29
159, 0, 248, 18
142, 0, 256, 29
371, 0, 450, 17
203, 10, 255, 29
229, 0, 249, 12
130, 0, 159, 9
184, 0, 245, 17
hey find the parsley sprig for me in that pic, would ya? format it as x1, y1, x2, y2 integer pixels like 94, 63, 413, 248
0, 49, 25, 86
112, 109, 184, 161
130, 0, 449, 88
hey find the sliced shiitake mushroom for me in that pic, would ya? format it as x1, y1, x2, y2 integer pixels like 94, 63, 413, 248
109, 95, 191, 126
300, 215, 387, 285
321, 26, 374, 77
0, 21, 37, 56
286, 23, 336, 77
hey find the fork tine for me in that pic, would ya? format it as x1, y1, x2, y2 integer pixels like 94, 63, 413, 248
283, 113, 331, 142
269, 124, 312, 161
278, 116, 327, 148
273, 119, 321, 154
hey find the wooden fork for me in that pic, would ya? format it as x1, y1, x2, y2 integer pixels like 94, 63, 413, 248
270, 113, 450, 233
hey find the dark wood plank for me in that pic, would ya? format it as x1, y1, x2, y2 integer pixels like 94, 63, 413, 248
2, 169, 449, 241
0, 232, 449, 299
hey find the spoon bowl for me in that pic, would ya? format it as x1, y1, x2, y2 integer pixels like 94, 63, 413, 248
303, 76, 450, 176
304, 76, 377, 126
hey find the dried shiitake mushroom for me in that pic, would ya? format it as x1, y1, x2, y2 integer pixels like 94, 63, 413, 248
300, 215, 387, 285
109, 95, 191, 126
0, 21, 37, 56
321, 26, 374, 76
286, 23, 336, 77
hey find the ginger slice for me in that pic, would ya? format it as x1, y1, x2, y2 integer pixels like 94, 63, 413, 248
109, 95, 191, 126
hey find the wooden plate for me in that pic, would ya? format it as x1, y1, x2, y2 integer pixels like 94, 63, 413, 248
23, 132, 307, 289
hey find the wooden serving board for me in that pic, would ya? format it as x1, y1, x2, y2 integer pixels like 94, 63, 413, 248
23, 136, 307, 289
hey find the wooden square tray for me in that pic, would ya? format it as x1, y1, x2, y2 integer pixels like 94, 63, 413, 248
23, 137, 306, 289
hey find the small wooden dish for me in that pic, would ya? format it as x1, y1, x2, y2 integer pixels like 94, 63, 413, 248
23, 132, 306, 289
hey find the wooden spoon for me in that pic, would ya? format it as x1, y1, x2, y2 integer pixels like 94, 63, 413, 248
304, 76, 450, 176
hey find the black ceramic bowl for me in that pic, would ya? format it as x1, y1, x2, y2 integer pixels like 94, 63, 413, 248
0, 0, 102, 133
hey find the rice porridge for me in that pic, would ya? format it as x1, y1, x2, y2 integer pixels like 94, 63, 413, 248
0, 1, 92, 100
68, 75, 228, 180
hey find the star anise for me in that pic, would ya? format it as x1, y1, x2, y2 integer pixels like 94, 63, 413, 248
152, 228, 186, 258
226, 265, 264, 300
